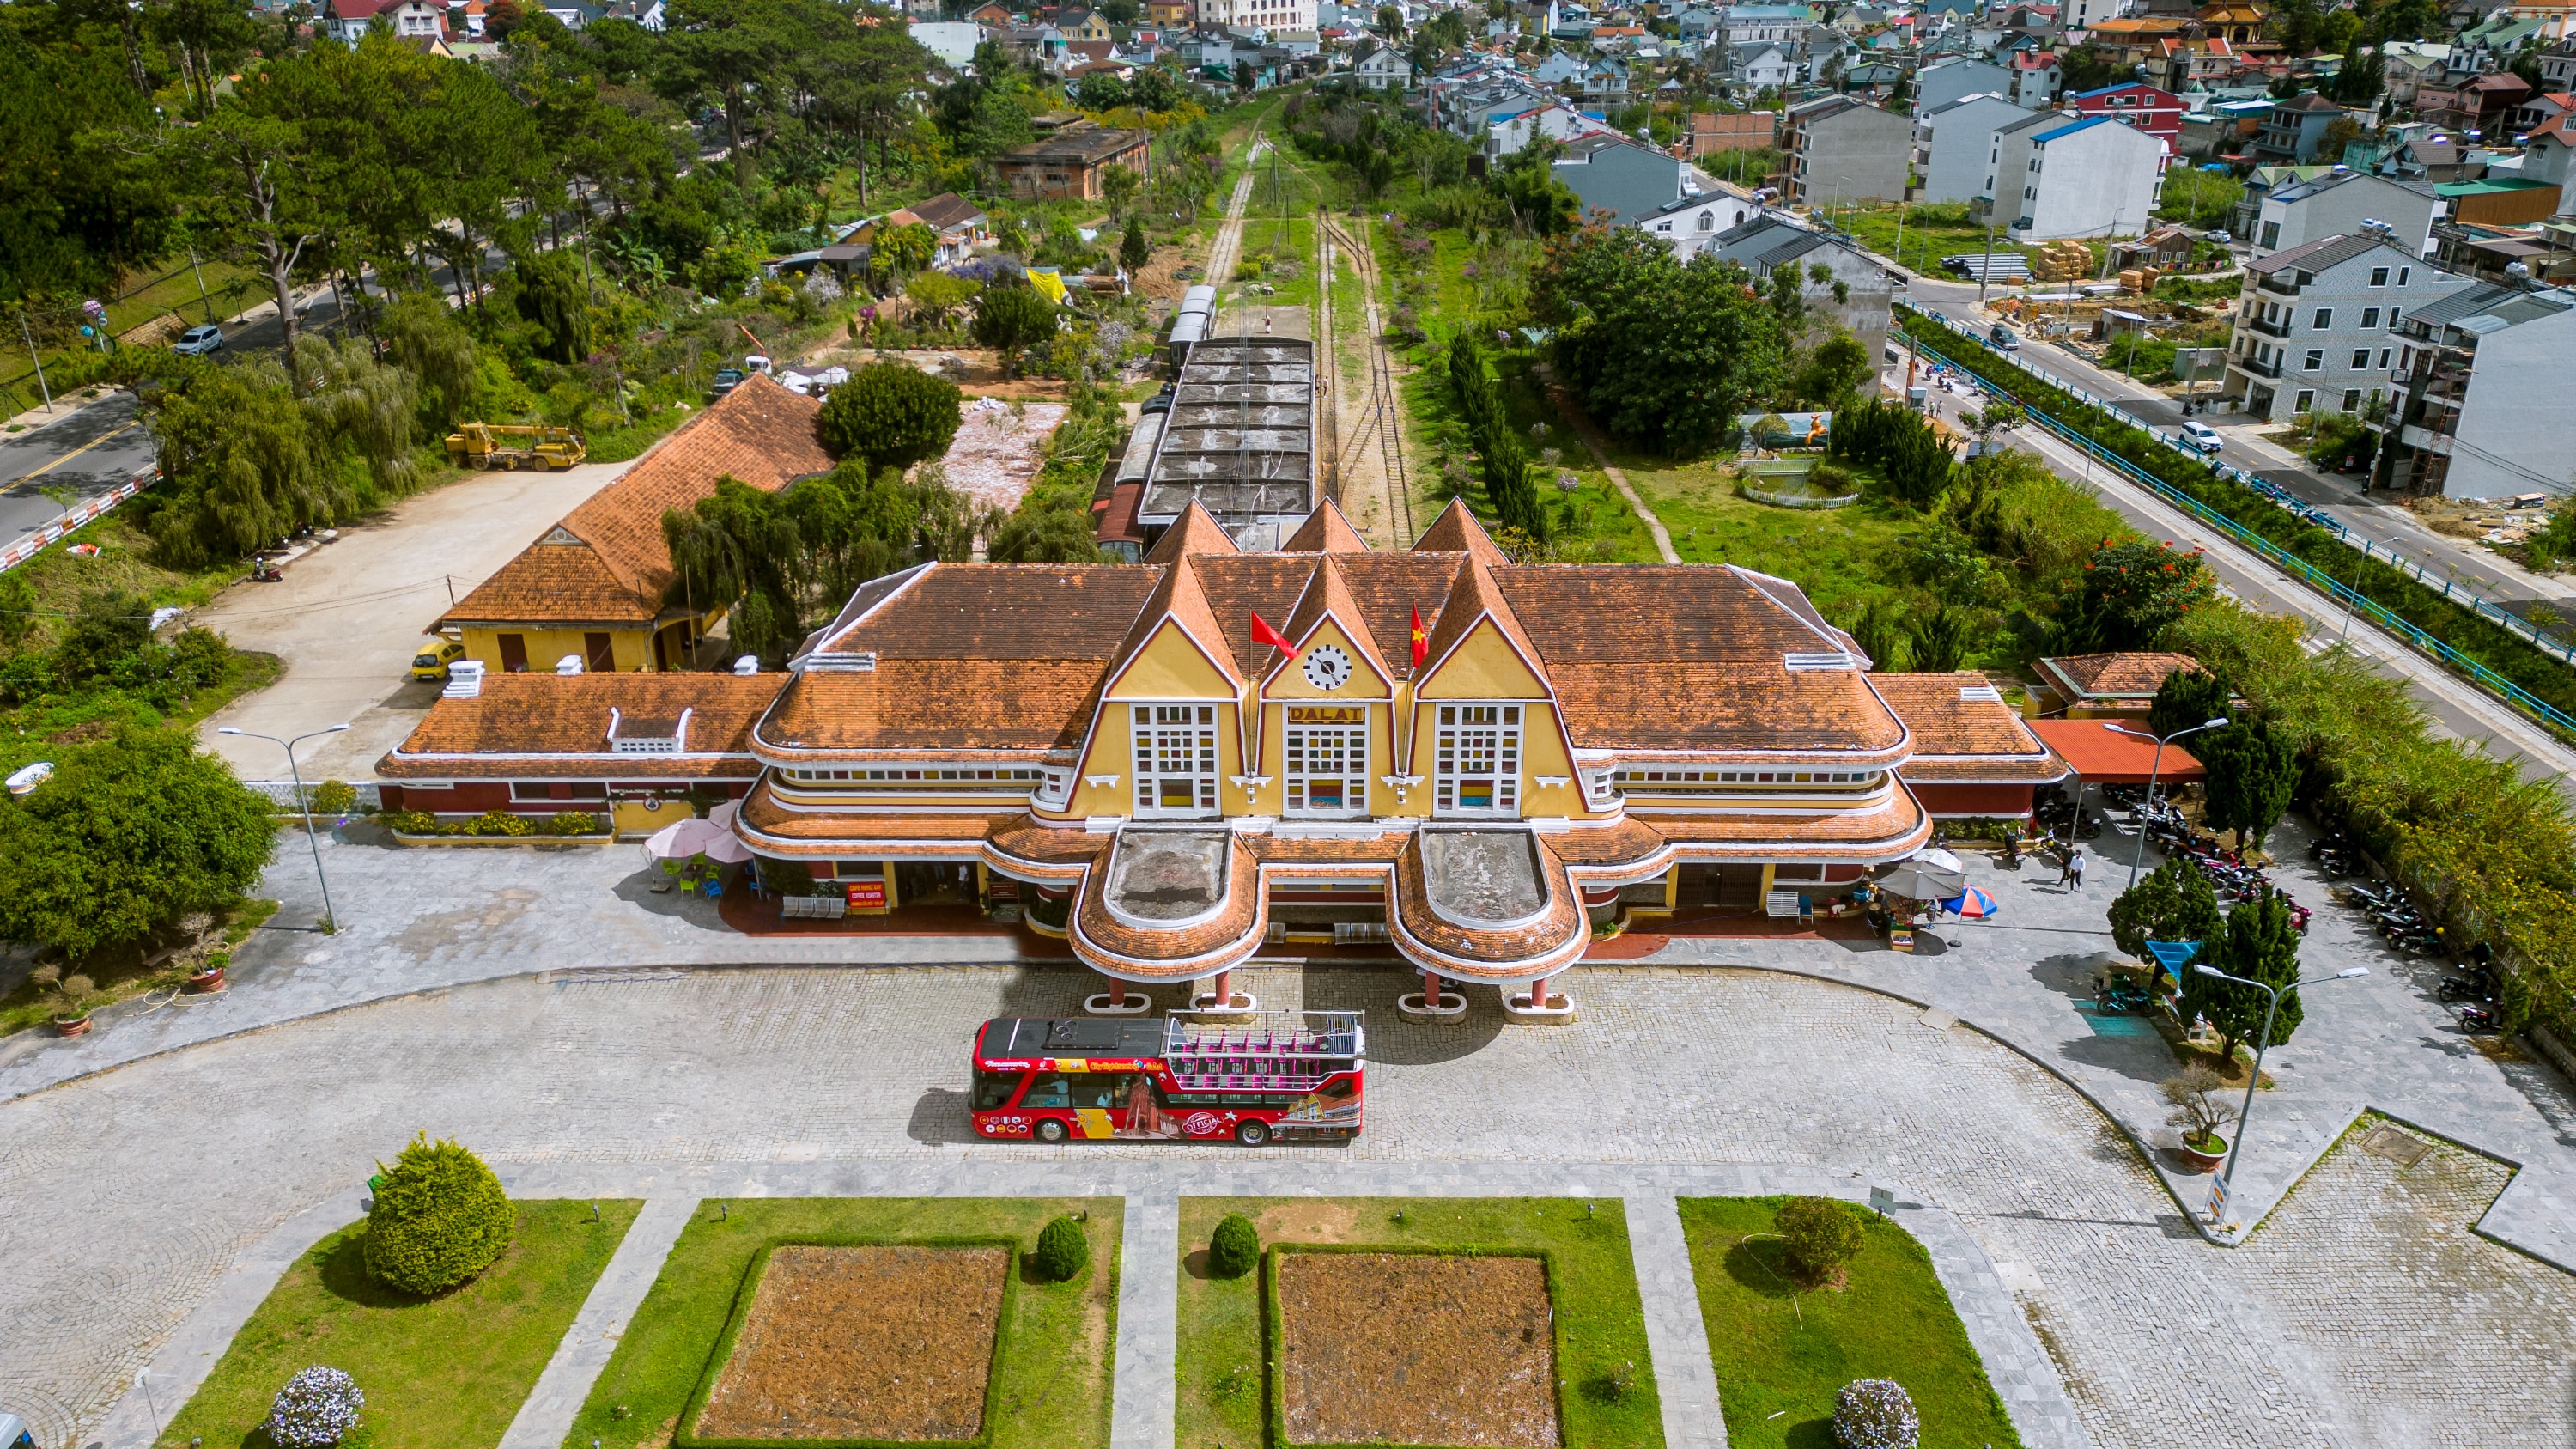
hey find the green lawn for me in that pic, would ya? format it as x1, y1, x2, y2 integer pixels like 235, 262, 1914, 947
160, 1201, 642, 1449
1833, 203, 2035, 279
565, 1198, 1121, 1449
1679, 1197, 2020, 1449
1613, 450, 1923, 621
1176, 1196, 1662, 1449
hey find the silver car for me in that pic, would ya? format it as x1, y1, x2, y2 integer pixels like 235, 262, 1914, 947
173, 324, 225, 356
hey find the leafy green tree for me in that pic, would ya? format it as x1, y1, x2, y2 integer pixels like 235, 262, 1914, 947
816, 362, 963, 472
0, 728, 276, 959
2326, 48, 2385, 105
2053, 539, 2215, 651
2190, 886, 2305, 1060
1844, 598, 1908, 670
1776, 1196, 1863, 1282
0, 22, 174, 305
365, 1133, 515, 1295
1074, 70, 1128, 111
904, 269, 981, 330
872, 222, 938, 278
513, 252, 593, 362
2148, 667, 2234, 738
1790, 332, 1873, 409
1907, 603, 1977, 672
972, 282, 1058, 377
653, 0, 799, 192
1532, 227, 1789, 454
986, 504, 1104, 563
663, 475, 805, 664
378, 292, 482, 434
2199, 720, 2299, 852
2106, 855, 2223, 963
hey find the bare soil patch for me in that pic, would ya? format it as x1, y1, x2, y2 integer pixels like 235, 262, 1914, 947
696, 1245, 1007, 1443
1276, 1252, 1560, 1448
1254, 1202, 1358, 1243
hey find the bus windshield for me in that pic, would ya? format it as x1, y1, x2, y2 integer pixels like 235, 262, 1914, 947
972, 1070, 1024, 1111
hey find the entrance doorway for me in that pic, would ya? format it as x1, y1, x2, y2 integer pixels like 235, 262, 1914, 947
896, 861, 975, 907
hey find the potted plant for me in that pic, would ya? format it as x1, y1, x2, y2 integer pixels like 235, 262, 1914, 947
33, 965, 100, 1036
187, 950, 231, 994
2162, 1064, 2239, 1173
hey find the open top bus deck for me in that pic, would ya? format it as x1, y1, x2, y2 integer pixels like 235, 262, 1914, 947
970, 1011, 1364, 1146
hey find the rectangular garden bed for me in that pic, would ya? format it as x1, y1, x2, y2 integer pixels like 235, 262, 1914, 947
158, 1200, 641, 1449
1677, 1196, 2020, 1449
568, 1199, 1119, 1449
686, 1242, 1011, 1446
1174, 1197, 1659, 1449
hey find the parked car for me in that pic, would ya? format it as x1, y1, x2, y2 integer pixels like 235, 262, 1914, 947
711, 368, 746, 398
3, 1411, 35, 1449
173, 324, 225, 356
2179, 420, 2224, 454
1988, 323, 2020, 351
410, 637, 466, 680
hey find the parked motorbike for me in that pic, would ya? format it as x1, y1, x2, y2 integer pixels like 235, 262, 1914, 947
2437, 966, 2494, 1002
249, 564, 283, 583
1999, 833, 2026, 869
2458, 1001, 2501, 1033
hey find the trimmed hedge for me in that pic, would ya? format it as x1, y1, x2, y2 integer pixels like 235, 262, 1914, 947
1897, 311, 2576, 720
1206, 1213, 1260, 1280
365, 1134, 513, 1296
1034, 1214, 1091, 1282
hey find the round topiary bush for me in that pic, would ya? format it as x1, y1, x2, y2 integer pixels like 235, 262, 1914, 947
816, 362, 963, 472
268, 1366, 364, 1449
1833, 1378, 1919, 1449
1206, 1212, 1260, 1280
1034, 1214, 1091, 1282
363, 1133, 513, 1296
1777, 1196, 1865, 1282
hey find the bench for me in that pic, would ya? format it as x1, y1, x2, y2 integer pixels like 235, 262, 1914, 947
780, 894, 848, 920
1332, 922, 1392, 946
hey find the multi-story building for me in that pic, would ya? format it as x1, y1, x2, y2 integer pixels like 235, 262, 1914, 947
2068, 80, 2183, 143
993, 119, 1153, 200
1551, 134, 1691, 222
1702, 213, 1897, 357
2251, 167, 2439, 259
1781, 94, 1912, 204
1911, 55, 2012, 113
2251, 91, 2346, 163
1195, 0, 1315, 31
1914, 90, 2035, 204
2372, 281, 2576, 496
1989, 110, 2168, 240
2221, 232, 2475, 422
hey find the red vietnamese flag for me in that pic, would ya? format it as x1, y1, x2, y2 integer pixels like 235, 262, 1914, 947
1249, 611, 1301, 660
1409, 606, 1428, 670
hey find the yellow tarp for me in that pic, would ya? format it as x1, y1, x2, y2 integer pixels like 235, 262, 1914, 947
1026, 268, 1068, 306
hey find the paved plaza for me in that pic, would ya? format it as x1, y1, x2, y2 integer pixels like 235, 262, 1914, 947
1, 824, 2573, 1449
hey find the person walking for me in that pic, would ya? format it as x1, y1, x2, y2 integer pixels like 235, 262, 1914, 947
2057, 844, 2078, 890
2068, 844, 2087, 894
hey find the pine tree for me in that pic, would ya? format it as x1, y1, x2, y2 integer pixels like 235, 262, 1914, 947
2200, 721, 2299, 855
2196, 887, 2304, 1061
2147, 667, 2233, 739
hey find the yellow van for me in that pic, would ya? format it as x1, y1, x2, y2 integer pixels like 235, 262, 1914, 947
410, 637, 466, 680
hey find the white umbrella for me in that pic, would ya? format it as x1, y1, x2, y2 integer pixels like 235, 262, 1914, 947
1912, 847, 1968, 874
706, 799, 742, 829
700, 831, 753, 864
642, 817, 726, 860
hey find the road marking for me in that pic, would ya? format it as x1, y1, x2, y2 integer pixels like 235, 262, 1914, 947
9, 421, 137, 489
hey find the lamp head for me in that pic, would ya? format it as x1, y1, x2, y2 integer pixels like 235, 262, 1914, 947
326, 723, 351, 733
2336, 966, 2368, 979
2195, 963, 2221, 977
2202, 716, 2228, 728
217, 728, 243, 736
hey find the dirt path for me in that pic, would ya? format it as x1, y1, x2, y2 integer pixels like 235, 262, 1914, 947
1546, 387, 1680, 563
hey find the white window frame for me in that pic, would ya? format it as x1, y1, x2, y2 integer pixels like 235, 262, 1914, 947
1131, 703, 1219, 818
1433, 702, 1522, 819
1284, 706, 1370, 818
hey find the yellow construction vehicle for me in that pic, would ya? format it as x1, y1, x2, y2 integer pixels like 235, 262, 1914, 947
444, 423, 587, 471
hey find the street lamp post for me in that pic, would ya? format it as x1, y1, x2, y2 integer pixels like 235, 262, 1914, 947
2101, 716, 2229, 889
221, 724, 351, 932
2193, 961, 2369, 1202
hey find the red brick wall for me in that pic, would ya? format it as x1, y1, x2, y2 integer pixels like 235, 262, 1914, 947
1909, 782, 2038, 819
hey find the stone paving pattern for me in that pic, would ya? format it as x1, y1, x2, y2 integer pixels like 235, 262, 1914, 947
7, 965, 2573, 1449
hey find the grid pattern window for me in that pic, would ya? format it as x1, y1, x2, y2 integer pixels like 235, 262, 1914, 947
1611, 768, 1883, 788
1434, 703, 1520, 816
1284, 705, 1368, 816
1133, 703, 1218, 815
785, 766, 1042, 791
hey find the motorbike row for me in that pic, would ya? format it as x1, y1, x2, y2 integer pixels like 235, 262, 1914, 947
2310, 832, 2501, 1033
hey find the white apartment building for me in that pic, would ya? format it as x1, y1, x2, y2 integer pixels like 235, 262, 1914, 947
1198, 0, 1315, 32
1914, 91, 2033, 204
1990, 110, 2167, 241
2224, 233, 2474, 423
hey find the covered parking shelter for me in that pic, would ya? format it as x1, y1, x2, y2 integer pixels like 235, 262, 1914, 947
2026, 718, 2209, 788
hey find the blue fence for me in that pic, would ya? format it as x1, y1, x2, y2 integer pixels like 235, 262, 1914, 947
1897, 306, 2576, 739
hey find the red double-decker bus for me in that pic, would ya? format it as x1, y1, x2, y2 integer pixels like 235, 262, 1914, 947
969, 1011, 1364, 1146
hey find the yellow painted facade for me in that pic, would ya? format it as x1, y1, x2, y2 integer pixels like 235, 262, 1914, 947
457, 616, 714, 675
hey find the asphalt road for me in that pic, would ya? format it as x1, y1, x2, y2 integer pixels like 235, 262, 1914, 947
0, 392, 155, 545
1905, 275, 2576, 634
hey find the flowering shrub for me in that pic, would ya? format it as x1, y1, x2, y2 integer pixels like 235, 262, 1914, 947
1833, 1379, 1918, 1449
543, 812, 602, 837
268, 1367, 363, 1449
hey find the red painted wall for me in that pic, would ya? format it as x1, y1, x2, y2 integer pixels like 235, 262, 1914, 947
1910, 782, 2038, 819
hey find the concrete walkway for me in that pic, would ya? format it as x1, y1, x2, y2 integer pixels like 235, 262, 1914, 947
87, 1160, 2089, 1449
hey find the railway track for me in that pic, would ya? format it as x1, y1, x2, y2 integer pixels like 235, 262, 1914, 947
1321, 212, 1412, 547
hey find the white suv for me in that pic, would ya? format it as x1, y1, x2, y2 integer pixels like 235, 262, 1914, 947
2179, 421, 2224, 454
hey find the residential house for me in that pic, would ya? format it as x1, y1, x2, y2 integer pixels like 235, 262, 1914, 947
1197, 0, 1315, 30
2151, 33, 2237, 93
2386, 132, 2485, 182
1059, 5, 1115, 39
2008, 48, 2061, 107
2418, 72, 2535, 141
1582, 56, 1631, 99
1702, 213, 1897, 356
1720, 2, 1814, 43
1911, 55, 2012, 113
2085, 15, 2187, 69
968, 1, 1016, 24
911, 192, 993, 265
1356, 43, 1413, 87
2222, 232, 2473, 421
1147, 0, 1193, 21
2194, 0, 2266, 42
2544, 33, 2576, 89
1725, 40, 1797, 88
2227, 161, 2334, 237
439, 377, 833, 676
2252, 167, 2439, 258
325, 0, 447, 43
2068, 81, 2183, 143
2378, 41, 2454, 107
1482, 100, 1613, 158
2110, 223, 2199, 268
1551, 133, 1691, 222
994, 119, 1152, 199
1675, 109, 1778, 159
1990, 109, 2169, 240
2251, 91, 2348, 163
909, 18, 990, 64
2515, 88, 2576, 132
1781, 94, 1912, 204
2372, 279, 2576, 496
2519, 107, 2576, 213
1532, 50, 1588, 84
1915, 91, 2037, 204
2437, 175, 2566, 225
2451, 12, 2545, 74
1634, 184, 1764, 255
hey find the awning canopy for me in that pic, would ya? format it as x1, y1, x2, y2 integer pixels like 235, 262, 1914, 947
2026, 718, 2208, 785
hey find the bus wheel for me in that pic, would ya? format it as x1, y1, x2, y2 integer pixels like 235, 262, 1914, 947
1035, 1117, 1069, 1144
1235, 1119, 1271, 1147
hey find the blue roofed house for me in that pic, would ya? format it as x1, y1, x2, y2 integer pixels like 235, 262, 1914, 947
1582, 56, 1630, 100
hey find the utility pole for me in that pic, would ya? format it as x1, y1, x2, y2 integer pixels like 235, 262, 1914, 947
18, 310, 52, 413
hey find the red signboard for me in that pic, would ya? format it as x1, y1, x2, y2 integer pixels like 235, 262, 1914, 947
845, 878, 887, 909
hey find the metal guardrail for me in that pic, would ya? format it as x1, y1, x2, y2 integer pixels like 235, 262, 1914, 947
0, 470, 153, 574
1898, 307, 2576, 739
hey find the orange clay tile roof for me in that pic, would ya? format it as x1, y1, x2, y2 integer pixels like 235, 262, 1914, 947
1267, 553, 1389, 685
1638, 787, 1930, 859
378, 673, 784, 779
1142, 499, 1240, 563
1872, 671, 2069, 785
1280, 497, 1369, 552
1410, 498, 1510, 566
442, 375, 830, 628
1547, 663, 1908, 753
2038, 651, 2200, 700
1496, 564, 1859, 663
